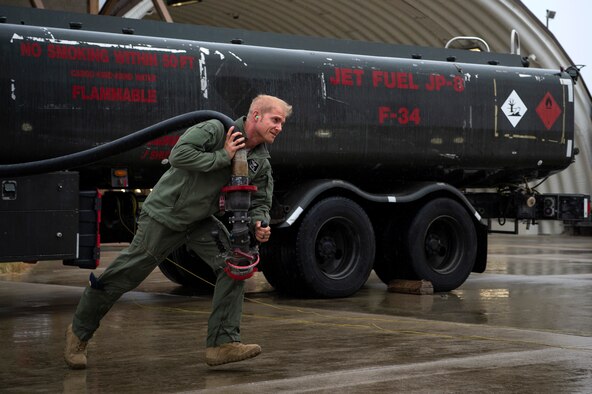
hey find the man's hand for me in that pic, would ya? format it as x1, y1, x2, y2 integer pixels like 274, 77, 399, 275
255, 221, 271, 243
224, 126, 246, 160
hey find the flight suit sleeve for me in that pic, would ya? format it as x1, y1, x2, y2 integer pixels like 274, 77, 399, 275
168, 120, 231, 172
249, 159, 273, 226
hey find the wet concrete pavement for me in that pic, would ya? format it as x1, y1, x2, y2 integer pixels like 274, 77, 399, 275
0, 234, 591, 393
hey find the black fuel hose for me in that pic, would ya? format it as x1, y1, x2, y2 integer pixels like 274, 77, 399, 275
0, 110, 234, 177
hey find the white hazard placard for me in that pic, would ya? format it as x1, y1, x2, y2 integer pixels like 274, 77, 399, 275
502, 90, 527, 127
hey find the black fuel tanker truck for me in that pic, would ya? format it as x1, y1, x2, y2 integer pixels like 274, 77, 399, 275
0, 6, 590, 297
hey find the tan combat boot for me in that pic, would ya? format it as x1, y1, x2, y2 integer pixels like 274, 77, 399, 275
64, 324, 88, 369
205, 342, 261, 366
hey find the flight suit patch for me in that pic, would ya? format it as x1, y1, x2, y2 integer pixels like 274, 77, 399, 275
248, 159, 260, 175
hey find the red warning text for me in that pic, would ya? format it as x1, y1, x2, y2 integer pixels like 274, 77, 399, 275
329, 67, 364, 86
72, 85, 157, 103
372, 70, 419, 90
425, 74, 465, 92
48, 44, 110, 63
19, 42, 195, 69
328, 67, 464, 94
161, 54, 195, 69
379, 106, 421, 125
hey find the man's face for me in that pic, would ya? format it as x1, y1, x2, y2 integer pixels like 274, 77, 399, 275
255, 106, 287, 144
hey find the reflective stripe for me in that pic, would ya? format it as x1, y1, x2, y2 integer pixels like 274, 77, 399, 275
286, 206, 304, 225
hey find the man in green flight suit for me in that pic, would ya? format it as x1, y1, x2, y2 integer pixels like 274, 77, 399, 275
64, 94, 292, 369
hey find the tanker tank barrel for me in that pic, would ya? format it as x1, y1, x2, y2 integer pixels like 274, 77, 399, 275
0, 7, 588, 299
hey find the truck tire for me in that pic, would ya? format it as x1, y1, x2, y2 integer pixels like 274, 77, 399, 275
158, 246, 216, 293
407, 198, 477, 292
294, 197, 375, 298
260, 228, 303, 295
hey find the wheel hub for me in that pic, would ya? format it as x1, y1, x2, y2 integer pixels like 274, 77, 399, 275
318, 236, 337, 260
426, 234, 447, 256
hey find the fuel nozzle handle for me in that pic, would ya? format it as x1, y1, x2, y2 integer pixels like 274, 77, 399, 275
255, 221, 269, 246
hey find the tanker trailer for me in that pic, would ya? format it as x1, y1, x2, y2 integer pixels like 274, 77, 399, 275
0, 6, 589, 297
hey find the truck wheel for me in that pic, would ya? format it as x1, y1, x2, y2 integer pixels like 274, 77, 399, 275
260, 228, 302, 295
158, 246, 216, 293
295, 197, 375, 298
407, 198, 477, 292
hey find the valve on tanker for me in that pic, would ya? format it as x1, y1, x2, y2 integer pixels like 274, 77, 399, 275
212, 148, 262, 280
524, 194, 536, 208
563, 65, 583, 84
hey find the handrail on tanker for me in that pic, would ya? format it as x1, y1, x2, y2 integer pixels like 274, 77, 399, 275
445, 36, 491, 52
510, 29, 521, 55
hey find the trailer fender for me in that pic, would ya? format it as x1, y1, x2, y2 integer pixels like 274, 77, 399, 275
277, 179, 488, 276
277, 179, 483, 227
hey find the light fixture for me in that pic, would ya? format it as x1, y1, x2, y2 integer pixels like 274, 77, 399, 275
546, 9, 556, 28
166, 0, 200, 6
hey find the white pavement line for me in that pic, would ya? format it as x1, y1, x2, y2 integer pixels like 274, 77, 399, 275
487, 254, 592, 263
191, 348, 591, 393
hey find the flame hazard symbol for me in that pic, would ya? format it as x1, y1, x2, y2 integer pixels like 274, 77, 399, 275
536, 92, 562, 130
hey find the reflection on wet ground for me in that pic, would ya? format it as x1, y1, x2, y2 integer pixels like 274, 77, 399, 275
487, 235, 592, 275
0, 234, 591, 392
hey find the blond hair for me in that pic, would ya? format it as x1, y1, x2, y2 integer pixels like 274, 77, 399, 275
249, 94, 293, 118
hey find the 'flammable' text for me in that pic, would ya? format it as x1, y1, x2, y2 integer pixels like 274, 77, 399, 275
72, 85, 157, 103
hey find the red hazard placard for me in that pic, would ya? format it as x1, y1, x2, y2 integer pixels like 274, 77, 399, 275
536, 92, 562, 130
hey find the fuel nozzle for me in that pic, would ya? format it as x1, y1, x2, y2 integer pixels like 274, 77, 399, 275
217, 146, 260, 280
